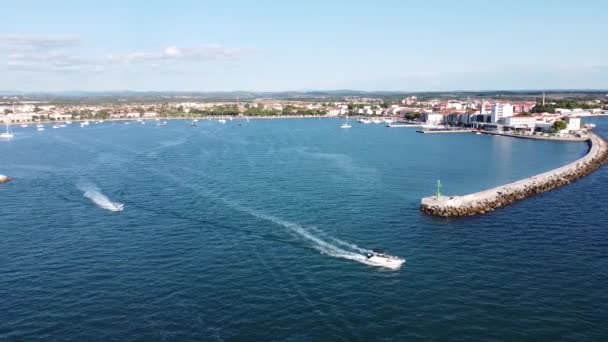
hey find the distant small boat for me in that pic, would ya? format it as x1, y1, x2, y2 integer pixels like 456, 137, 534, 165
59, 124, 67, 128
20, 124, 29, 128
340, 117, 351, 129
65, 121, 72, 124
52, 125, 60, 129
218, 119, 226, 124
37, 127, 45, 131
156, 121, 167, 126
190, 120, 197, 126
0, 124, 14, 139
372, 119, 382, 124
36, 124, 44, 128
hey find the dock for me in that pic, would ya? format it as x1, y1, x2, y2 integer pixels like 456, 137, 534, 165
416, 128, 473, 134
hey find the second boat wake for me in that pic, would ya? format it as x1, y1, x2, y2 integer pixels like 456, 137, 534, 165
78, 183, 124, 212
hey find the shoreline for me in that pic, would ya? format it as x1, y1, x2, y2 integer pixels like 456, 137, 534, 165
420, 131, 608, 217
1, 115, 341, 126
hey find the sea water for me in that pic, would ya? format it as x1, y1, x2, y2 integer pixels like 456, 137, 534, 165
0, 118, 606, 340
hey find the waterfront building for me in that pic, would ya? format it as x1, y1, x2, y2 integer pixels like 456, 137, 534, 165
420, 112, 444, 125
565, 117, 581, 131
491, 103, 514, 123
503, 115, 538, 131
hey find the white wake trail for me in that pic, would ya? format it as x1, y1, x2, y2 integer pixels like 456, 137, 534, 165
225, 202, 379, 267
78, 183, 124, 212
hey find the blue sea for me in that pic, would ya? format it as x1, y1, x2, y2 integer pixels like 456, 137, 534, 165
1, 118, 607, 340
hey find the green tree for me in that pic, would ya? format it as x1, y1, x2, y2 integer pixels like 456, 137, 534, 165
552, 120, 568, 133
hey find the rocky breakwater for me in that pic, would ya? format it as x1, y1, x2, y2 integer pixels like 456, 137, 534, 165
421, 132, 608, 217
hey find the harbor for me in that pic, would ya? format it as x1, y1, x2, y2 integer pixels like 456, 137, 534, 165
420, 131, 608, 217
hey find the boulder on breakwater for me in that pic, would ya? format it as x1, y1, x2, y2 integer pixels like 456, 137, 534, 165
420, 132, 608, 217
0, 174, 12, 183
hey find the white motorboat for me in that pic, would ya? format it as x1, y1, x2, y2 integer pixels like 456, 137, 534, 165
358, 118, 372, 124
384, 118, 394, 124
365, 249, 405, 269
37, 127, 45, 131
65, 121, 72, 124
372, 118, 383, 124
0, 124, 14, 139
59, 124, 67, 128
218, 119, 226, 124
476, 132, 482, 135
52, 125, 60, 129
20, 124, 29, 128
156, 121, 167, 126
36, 124, 44, 128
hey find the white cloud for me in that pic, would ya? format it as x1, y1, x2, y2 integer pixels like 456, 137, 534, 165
0, 34, 255, 78
164, 46, 182, 58
107, 44, 255, 64
0, 34, 80, 51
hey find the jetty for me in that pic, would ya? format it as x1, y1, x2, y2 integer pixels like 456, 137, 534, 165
387, 123, 420, 128
416, 128, 473, 134
420, 132, 608, 217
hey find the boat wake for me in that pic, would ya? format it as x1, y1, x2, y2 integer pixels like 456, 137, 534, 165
78, 183, 124, 212
226, 202, 397, 268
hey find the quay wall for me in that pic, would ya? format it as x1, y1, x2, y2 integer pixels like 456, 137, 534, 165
420, 132, 608, 217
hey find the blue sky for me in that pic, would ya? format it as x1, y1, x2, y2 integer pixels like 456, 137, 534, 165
0, 0, 607, 91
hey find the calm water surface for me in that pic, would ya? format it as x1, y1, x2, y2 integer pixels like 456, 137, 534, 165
1, 118, 606, 340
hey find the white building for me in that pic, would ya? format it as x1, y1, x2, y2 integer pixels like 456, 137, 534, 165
503, 116, 538, 128
491, 103, 514, 123
446, 101, 464, 110
421, 112, 443, 125
565, 117, 581, 131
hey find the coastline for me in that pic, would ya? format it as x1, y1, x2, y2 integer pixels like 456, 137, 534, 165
420, 131, 608, 217
2, 115, 336, 126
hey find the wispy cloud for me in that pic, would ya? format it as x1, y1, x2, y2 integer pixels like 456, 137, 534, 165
0, 34, 80, 50
0, 34, 256, 76
106, 44, 256, 64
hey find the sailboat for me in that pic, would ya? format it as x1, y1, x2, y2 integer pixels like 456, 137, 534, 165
340, 116, 351, 128
0, 124, 14, 138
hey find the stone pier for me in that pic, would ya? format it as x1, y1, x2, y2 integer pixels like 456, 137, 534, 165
420, 132, 608, 217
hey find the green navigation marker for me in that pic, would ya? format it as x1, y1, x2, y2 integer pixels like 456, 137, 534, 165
436, 179, 442, 200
